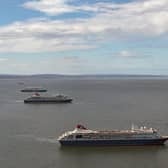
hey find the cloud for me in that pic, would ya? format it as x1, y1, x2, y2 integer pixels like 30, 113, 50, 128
0, 19, 97, 53
22, 0, 119, 15
117, 50, 134, 57
23, 0, 76, 15
115, 50, 142, 58
22, 0, 168, 35
23, 0, 168, 16
0, 58, 8, 62
0, 0, 168, 52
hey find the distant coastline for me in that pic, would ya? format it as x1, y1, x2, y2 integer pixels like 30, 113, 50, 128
0, 74, 167, 79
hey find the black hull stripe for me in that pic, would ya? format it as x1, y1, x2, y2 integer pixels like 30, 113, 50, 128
60, 139, 168, 146
24, 100, 72, 103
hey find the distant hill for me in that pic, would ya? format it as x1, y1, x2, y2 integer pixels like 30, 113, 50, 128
0, 74, 166, 79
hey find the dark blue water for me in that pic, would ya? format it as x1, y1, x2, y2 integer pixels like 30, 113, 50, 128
0, 77, 168, 168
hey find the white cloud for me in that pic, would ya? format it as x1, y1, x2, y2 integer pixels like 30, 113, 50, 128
116, 50, 142, 57
0, 0, 168, 52
0, 58, 8, 62
118, 50, 134, 57
113, 50, 151, 58
0, 19, 97, 53
23, 0, 76, 15
22, 0, 168, 35
22, 0, 168, 17
22, 0, 115, 15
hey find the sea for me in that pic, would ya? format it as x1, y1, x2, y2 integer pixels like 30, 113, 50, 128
0, 76, 168, 168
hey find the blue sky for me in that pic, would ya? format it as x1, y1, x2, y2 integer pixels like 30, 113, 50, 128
0, 0, 168, 75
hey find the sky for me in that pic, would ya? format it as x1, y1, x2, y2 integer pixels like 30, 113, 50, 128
0, 0, 168, 75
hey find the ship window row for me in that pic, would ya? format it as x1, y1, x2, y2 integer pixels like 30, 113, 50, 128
65, 134, 158, 140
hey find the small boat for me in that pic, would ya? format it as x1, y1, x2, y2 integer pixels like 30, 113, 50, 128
18, 82, 25, 85
21, 87, 47, 92
58, 124, 168, 146
24, 93, 73, 103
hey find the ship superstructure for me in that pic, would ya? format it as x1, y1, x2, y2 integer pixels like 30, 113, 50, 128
58, 124, 168, 146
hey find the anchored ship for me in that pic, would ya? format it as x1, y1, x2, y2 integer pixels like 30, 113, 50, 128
21, 87, 47, 92
58, 124, 168, 146
24, 93, 73, 103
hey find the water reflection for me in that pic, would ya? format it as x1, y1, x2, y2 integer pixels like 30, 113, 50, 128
58, 145, 168, 168
59, 145, 167, 154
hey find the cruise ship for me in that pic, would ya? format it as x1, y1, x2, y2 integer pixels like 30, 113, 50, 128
24, 93, 73, 103
58, 124, 168, 146
21, 87, 47, 92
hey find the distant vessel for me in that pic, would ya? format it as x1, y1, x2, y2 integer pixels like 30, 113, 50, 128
18, 82, 25, 85
24, 93, 73, 103
58, 124, 168, 146
21, 87, 47, 92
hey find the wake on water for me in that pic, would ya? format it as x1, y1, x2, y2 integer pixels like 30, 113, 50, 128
14, 134, 58, 144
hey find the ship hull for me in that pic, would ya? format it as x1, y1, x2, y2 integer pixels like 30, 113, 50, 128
24, 99, 72, 103
59, 138, 168, 146
21, 90, 47, 92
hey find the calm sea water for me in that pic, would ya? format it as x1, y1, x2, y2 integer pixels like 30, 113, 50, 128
0, 77, 168, 168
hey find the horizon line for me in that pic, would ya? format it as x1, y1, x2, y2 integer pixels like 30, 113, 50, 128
0, 74, 166, 77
